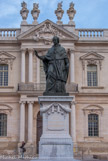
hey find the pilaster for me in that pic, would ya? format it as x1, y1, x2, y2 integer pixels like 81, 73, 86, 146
19, 101, 26, 142
28, 49, 33, 83
70, 50, 75, 83
27, 101, 34, 143
21, 49, 26, 83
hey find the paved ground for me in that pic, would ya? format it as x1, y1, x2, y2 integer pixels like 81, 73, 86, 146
0, 159, 107, 161
0, 156, 107, 161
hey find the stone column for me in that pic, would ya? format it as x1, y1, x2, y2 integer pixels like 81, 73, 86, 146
27, 101, 34, 143
19, 101, 26, 142
28, 49, 33, 83
70, 51, 75, 83
21, 49, 26, 83
71, 101, 76, 142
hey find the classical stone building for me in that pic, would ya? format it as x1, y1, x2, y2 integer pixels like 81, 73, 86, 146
0, 1, 108, 159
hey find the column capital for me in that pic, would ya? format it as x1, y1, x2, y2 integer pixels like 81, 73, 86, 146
28, 48, 34, 53
71, 101, 77, 105
21, 48, 27, 53
66, 48, 75, 54
19, 101, 26, 104
27, 101, 34, 104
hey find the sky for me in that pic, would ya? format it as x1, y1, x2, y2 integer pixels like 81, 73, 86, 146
0, 0, 108, 29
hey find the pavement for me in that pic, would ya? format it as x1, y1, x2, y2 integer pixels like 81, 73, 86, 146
0, 156, 107, 161
0, 159, 107, 161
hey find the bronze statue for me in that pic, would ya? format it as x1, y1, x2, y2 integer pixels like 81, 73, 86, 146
35, 36, 69, 95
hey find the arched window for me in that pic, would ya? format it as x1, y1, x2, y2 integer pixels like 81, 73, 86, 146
0, 114, 7, 136
0, 64, 8, 86
87, 65, 97, 86
88, 114, 99, 136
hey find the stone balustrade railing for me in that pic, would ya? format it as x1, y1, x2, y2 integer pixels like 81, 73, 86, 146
76, 29, 104, 38
18, 83, 78, 93
0, 28, 20, 39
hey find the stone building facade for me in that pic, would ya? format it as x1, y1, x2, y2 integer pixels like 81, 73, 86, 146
0, 2, 108, 159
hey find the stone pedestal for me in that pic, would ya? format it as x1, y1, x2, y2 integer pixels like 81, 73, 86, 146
38, 96, 74, 159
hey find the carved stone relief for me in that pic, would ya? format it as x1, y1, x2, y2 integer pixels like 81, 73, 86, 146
40, 102, 70, 131
0, 104, 13, 115
80, 51, 104, 70
33, 22, 65, 44
0, 52, 16, 70
47, 103, 66, 131
83, 105, 104, 115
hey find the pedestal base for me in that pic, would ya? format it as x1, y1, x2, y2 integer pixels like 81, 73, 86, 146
37, 96, 77, 160
39, 137, 73, 159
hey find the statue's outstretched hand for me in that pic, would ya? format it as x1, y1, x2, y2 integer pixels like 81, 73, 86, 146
34, 50, 44, 61
34, 50, 38, 57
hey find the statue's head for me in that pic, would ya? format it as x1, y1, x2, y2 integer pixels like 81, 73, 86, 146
52, 36, 59, 45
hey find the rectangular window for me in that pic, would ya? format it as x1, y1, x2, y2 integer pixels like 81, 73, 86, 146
88, 114, 99, 137
87, 65, 97, 86
0, 114, 7, 136
0, 65, 8, 86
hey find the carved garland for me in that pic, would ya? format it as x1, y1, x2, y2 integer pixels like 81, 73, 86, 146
45, 103, 67, 119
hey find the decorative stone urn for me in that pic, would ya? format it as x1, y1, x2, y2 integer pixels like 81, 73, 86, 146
55, 1, 64, 25
67, 2, 76, 25
20, 1, 29, 25
31, 3, 40, 25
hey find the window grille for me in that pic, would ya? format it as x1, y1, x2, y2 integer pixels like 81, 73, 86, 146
0, 65, 8, 86
88, 114, 99, 136
0, 114, 7, 136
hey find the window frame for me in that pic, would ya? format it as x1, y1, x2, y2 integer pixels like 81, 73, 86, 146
0, 113, 7, 136
83, 105, 103, 139
80, 52, 104, 88
0, 64, 8, 86
88, 114, 99, 137
87, 65, 98, 87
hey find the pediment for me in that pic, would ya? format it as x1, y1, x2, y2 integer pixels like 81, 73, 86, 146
0, 104, 13, 114
0, 52, 16, 60
18, 19, 78, 43
80, 51, 104, 60
83, 105, 104, 115
0, 52, 16, 69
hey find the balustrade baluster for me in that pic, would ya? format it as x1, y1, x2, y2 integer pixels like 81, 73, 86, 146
83, 31, 85, 37
100, 31, 102, 37
80, 31, 82, 37
13, 31, 15, 37
90, 31, 92, 37
93, 31, 95, 37
10, 31, 12, 37
7, 31, 9, 37
3, 31, 5, 37
87, 31, 89, 37
0, 31, 2, 37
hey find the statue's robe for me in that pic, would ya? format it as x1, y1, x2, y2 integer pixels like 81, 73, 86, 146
42, 44, 69, 94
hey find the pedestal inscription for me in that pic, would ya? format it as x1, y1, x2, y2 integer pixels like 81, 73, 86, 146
47, 103, 66, 131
